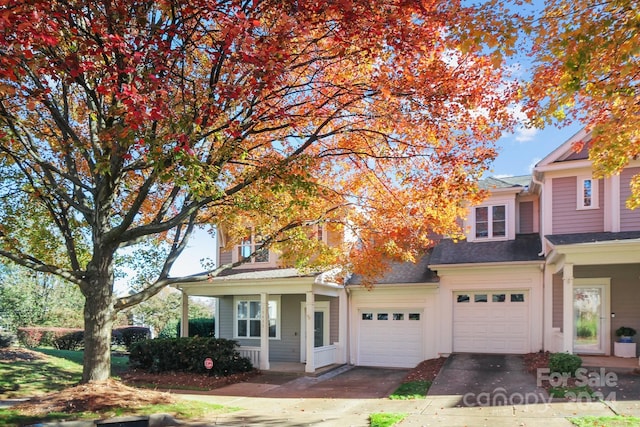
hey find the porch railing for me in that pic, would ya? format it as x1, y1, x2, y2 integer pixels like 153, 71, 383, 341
238, 346, 261, 368
314, 344, 337, 369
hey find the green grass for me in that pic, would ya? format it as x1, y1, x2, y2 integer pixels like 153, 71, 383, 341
34, 347, 130, 375
370, 412, 407, 427
389, 380, 431, 400
0, 401, 236, 427
569, 415, 640, 426
548, 385, 594, 399
0, 349, 82, 398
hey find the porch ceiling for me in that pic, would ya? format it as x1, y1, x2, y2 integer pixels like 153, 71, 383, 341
546, 236, 640, 273
175, 276, 343, 297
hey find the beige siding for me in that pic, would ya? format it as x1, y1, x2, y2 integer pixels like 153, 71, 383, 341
552, 274, 563, 330
620, 167, 640, 231
519, 201, 534, 234
552, 176, 604, 234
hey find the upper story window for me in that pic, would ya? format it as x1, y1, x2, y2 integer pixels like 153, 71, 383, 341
577, 176, 599, 209
475, 205, 506, 239
238, 228, 269, 263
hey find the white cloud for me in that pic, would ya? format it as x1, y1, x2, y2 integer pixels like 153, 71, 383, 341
515, 126, 539, 142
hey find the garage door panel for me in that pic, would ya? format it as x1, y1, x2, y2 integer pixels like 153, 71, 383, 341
358, 309, 424, 368
453, 290, 529, 354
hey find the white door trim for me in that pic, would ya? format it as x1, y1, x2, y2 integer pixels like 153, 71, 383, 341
300, 301, 330, 362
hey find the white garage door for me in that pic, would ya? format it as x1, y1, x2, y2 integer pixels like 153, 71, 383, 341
453, 291, 529, 354
358, 309, 424, 368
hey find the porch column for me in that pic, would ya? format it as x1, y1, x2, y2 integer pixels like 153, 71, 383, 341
180, 293, 189, 337
338, 288, 348, 364
562, 263, 574, 353
543, 264, 553, 351
305, 291, 315, 373
260, 292, 270, 370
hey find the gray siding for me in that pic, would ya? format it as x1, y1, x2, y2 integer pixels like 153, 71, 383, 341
271, 294, 303, 362
218, 296, 235, 340
620, 167, 640, 231
519, 201, 534, 234
552, 176, 604, 234
330, 297, 339, 344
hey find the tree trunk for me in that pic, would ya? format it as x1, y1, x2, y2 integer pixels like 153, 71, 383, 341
82, 272, 116, 383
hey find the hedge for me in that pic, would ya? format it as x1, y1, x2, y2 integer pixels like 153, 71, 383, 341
129, 337, 253, 376
17, 326, 151, 350
158, 317, 215, 339
17, 327, 82, 347
0, 331, 17, 348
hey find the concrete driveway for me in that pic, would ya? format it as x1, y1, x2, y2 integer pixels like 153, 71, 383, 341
427, 353, 549, 407
204, 366, 409, 399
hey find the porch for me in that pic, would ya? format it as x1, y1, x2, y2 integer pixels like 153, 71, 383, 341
581, 355, 639, 372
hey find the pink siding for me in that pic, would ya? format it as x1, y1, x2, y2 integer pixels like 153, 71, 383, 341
563, 144, 589, 161
519, 201, 534, 234
552, 274, 563, 330
620, 167, 640, 231
219, 249, 232, 265
552, 176, 604, 234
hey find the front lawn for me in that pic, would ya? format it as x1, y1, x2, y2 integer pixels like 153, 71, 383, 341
570, 416, 640, 427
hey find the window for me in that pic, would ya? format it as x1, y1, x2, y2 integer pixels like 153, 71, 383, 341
577, 177, 599, 209
409, 313, 421, 320
362, 313, 373, 320
393, 313, 404, 320
237, 228, 269, 263
377, 313, 389, 320
510, 293, 525, 302
492, 294, 506, 303
475, 205, 506, 239
457, 294, 470, 303
235, 297, 279, 339
474, 294, 487, 303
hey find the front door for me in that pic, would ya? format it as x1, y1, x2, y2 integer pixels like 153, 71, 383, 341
573, 283, 609, 354
300, 301, 330, 362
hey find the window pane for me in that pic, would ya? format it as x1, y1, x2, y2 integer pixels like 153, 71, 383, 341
269, 319, 276, 337
249, 320, 261, 337
239, 231, 252, 259
492, 206, 506, 237
362, 313, 373, 320
317, 225, 324, 241
237, 301, 247, 319
377, 313, 388, 320
255, 248, 269, 263
268, 300, 277, 319
583, 179, 592, 207
457, 294, 470, 303
409, 313, 420, 320
492, 294, 506, 302
393, 313, 404, 320
237, 320, 247, 337
475, 294, 487, 303
249, 301, 261, 318
511, 293, 525, 302
475, 207, 488, 238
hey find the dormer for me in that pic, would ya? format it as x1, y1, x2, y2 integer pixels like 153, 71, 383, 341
465, 176, 537, 242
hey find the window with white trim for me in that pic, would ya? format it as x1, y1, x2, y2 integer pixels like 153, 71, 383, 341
234, 296, 280, 339
577, 176, 599, 209
474, 205, 506, 239
237, 228, 269, 263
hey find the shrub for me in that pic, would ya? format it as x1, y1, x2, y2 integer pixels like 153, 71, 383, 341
0, 331, 17, 348
549, 352, 582, 376
16, 327, 82, 347
158, 319, 179, 339
112, 326, 151, 350
158, 318, 215, 339
53, 330, 84, 350
129, 337, 252, 377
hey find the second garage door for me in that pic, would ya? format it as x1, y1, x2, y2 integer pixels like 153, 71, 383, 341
453, 290, 529, 354
358, 309, 424, 368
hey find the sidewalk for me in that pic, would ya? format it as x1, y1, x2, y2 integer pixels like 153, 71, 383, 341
177, 393, 640, 426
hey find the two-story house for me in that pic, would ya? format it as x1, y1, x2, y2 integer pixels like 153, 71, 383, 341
176, 129, 640, 372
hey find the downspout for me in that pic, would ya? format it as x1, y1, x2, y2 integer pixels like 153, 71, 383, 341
531, 170, 548, 352
344, 278, 352, 366
531, 171, 545, 257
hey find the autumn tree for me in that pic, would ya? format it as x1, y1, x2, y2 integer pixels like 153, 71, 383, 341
525, 0, 640, 206
0, 0, 520, 382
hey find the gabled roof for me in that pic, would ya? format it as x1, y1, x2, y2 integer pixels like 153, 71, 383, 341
536, 128, 590, 168
347, 252, 438, 285
479, 175, 530, 191
546, 231, 640, 246
429, 234, 544, 265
